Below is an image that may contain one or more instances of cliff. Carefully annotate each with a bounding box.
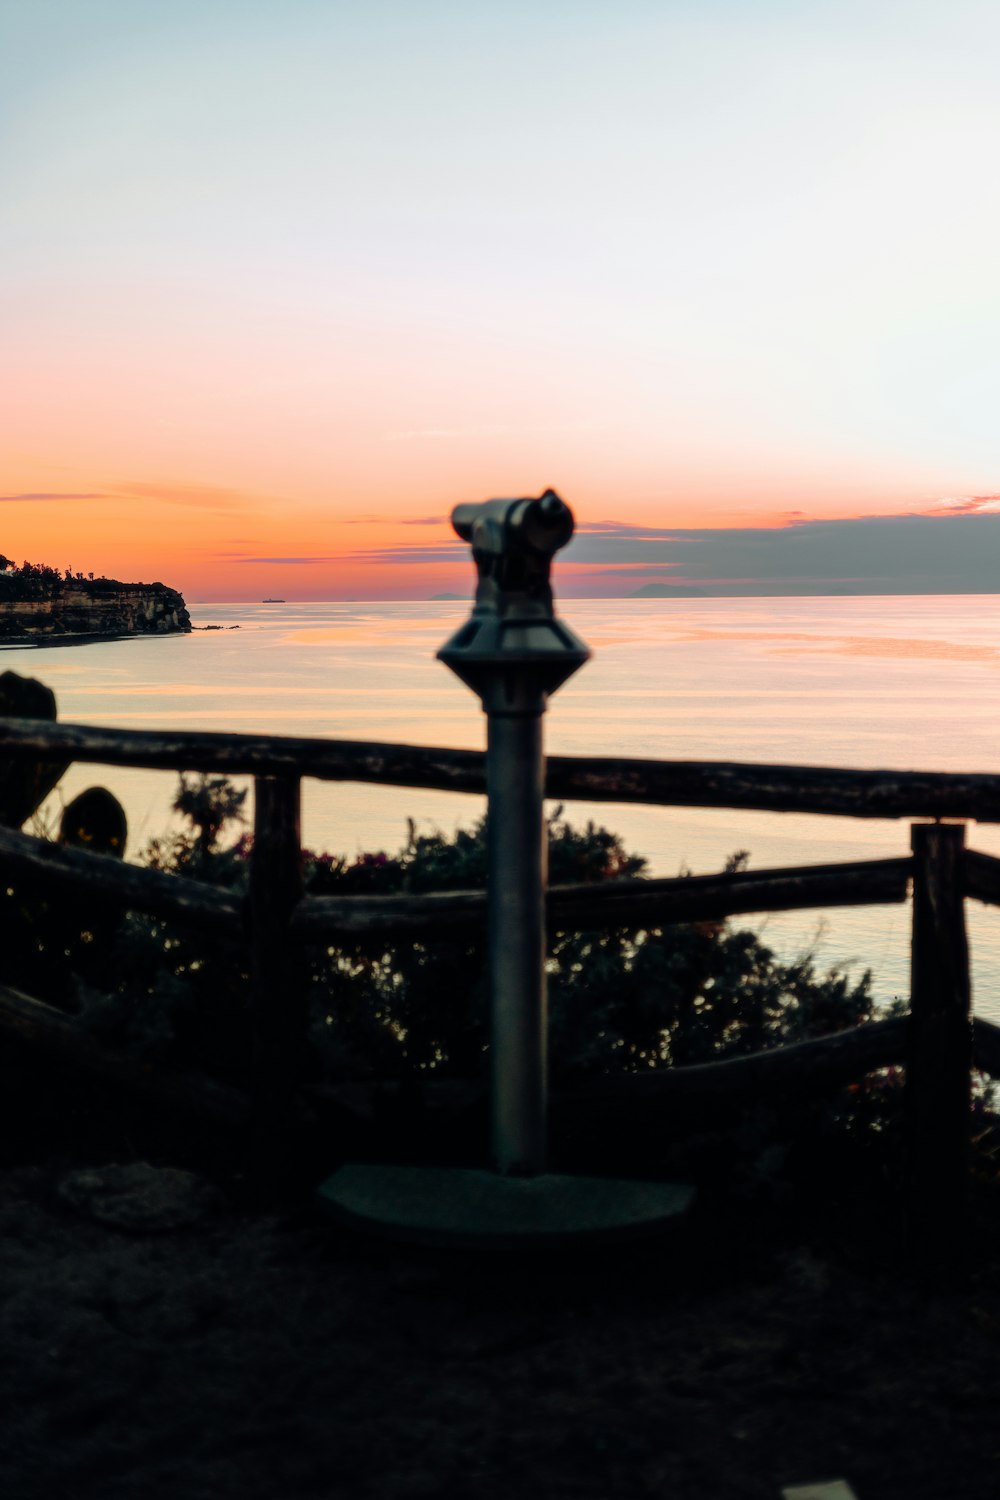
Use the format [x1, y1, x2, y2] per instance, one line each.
[0, 580, 192, 641]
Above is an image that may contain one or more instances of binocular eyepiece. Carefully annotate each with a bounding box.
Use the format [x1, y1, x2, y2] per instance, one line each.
[450, 489, 574, 557]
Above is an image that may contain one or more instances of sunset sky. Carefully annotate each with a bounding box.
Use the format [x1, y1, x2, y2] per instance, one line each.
[3, 0, 999, 599]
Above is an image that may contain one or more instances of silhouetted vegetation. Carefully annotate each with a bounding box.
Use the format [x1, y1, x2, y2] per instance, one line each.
[0, 555, 128, 601]
[3, 736, 999, 1221]
[0, 557, 74, 599]
[57, 775, 878, 1097]
[0, 670, 129, 1002]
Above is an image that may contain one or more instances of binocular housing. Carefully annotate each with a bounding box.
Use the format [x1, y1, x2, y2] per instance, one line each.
[450, 490, 575, 559]
[437, 488, 589, 713]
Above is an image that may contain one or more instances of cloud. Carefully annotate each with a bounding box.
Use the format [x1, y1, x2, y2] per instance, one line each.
[345, 545, 465, 565]
[341, 514, 448, 526]
[0, 481, 265, 511]
[219, 555, 344, 565]
[0, 492, 108, 502]
[109, 480, 264, 512]
[341, 519, 683, 568]
[925, 494, 1000, 515]
[343, 512, 1000, 594]
[588, 564, 684, 577]
[577, 520, 682, 540]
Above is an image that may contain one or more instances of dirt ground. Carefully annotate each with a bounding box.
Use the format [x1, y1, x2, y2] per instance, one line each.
[3, 1144, 1000, 1500]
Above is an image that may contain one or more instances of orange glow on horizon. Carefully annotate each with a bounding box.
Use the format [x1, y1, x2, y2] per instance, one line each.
[6, 2, 1000, 604]
[1, 457, 971, 602]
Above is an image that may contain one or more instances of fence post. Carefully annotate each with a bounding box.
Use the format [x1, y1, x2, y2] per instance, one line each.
[906, 821, 971, 1266]
[248, 774, 303, 1197]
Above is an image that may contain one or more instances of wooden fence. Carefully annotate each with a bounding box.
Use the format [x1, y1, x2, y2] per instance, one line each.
[0, 712, 998, 1253]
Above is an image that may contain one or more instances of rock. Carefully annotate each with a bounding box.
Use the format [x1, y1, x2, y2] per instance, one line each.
[0, 669, 67, 827]
[55, 1163, 219, 1232]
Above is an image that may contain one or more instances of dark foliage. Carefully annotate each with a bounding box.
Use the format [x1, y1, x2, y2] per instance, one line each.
[0, 783, 130, 1005]
[0, 670, 128, 1001]
[0, 557, 117, 602]
[66, 779, 876, 1097]
[0, 558, 66, 600]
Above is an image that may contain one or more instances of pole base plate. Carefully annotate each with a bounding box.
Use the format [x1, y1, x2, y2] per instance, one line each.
[316, 1164, 694, 1249]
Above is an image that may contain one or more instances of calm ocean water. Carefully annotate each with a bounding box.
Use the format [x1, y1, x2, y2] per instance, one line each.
[7, 595, 1000, 1018]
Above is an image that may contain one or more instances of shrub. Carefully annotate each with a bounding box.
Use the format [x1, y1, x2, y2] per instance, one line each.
[72, 778, 875, 1093]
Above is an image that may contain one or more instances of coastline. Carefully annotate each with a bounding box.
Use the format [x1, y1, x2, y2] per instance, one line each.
[0, 576, 191, 647]
[0, 630, 189, 651]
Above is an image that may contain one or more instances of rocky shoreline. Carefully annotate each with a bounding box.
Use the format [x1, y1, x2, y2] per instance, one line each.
[0, 580, 191, 643]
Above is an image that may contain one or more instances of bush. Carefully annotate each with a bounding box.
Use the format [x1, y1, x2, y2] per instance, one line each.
[69, 778, 875, 1093]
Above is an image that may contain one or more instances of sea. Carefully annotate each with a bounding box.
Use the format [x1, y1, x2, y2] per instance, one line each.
[6, 594, 1000, 1021]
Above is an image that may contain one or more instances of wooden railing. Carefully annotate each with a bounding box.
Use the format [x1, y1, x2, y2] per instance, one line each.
[1, 713, 998, 1254]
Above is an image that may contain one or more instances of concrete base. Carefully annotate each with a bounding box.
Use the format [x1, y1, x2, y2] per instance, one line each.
[316, 1164, 694, 1249]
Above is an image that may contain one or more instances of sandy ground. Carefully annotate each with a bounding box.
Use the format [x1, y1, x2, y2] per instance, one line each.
[3, 1150, 1000, 1500]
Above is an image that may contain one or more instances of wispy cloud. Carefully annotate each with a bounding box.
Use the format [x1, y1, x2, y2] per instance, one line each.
[344, 546, 464, 565]
[577, 520, 682, 541]
[0, 492, 108, 502]
[343, 512, 1000, 594]
[0, 481, 266, 511]
[341, 514, 448, 526]
[109, 480, 264, 513]
[219, 555, 343, 565]
[341, 513, 452, 525]
[925, 494, 1000, 515]
[589, 563, 684, 577]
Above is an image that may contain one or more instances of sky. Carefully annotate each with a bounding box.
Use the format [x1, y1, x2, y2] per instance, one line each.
[3, 0, 999, 600]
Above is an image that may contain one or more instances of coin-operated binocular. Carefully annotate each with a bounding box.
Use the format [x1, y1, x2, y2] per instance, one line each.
[317, 489, 693, 1245]
[438, 490, 590, 715]
[438, 490, 589, 1177]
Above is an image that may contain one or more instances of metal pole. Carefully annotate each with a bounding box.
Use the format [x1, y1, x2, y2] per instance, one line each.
[487, 707, 546, 1175]
[906, 821, 971, 1268]
[436, 491, 589, 1177]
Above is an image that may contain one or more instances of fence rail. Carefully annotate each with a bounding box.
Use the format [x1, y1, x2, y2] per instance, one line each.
[4, 716, 1000, 819]
[0, 823, 243, 935]
[0, 820, 915, 937]
[0, 714, 995, 1255]
[964, 849, 1000, 904]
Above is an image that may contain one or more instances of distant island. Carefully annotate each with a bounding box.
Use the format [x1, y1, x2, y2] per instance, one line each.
[0, 556, 191, 644]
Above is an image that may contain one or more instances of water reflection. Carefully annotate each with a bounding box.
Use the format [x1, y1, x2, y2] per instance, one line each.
[6, 595, 1000, 1013]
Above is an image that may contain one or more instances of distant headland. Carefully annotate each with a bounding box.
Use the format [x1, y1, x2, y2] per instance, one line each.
[0, 557, 191, 645]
